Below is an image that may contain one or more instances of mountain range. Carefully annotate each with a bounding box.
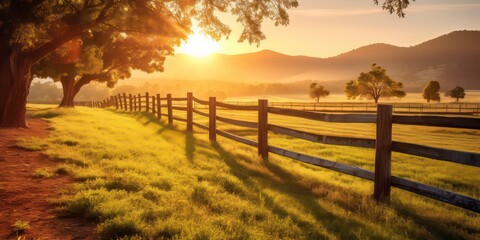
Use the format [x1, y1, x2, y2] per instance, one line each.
[132, 30, 480, 93]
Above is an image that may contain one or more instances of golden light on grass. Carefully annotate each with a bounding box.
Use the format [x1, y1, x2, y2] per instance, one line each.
[177, 28, 219, 57]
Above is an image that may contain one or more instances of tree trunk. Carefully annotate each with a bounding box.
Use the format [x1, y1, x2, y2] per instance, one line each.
[456, 98, 459, 102]
[374, 97, 379, 104]
[0, 45, 32, 128]
[427, 99, 431, 103]
[59, 75, 76, 107]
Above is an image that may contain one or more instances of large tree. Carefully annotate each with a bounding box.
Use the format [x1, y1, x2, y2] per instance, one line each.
[309, 83, 329, 102]
[422, 81, 441, 103]
[0, 0, 413, 128]
[345, 63, 406, 103]
[447, 86, 466, 102]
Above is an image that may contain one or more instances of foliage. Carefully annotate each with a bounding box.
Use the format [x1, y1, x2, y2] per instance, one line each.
[374, 0, 414, 17]
[27, 82, 62, 103]
[11, 220, 30, 233]
[447, 86, 466, 102]
[345, 64, 406, 103]
[22, 104, 480, 239]
[33, 168, 55, 178]
[309, 83, 330, 102]
[422, 81, 441, 103]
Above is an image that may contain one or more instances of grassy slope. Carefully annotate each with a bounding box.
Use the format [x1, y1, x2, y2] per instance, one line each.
[20, 105, 479, 240]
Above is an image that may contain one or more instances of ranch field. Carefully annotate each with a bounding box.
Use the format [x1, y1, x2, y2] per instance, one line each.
[15, 104, 480, 239]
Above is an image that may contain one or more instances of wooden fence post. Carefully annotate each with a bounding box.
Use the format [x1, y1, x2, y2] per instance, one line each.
[167, 93, 173, 124]
[187, 92, 193, 131]
[374, 104, 393, 202]
[258, 99, 269, 159]
[123, 93, 127, 110]
[129, 94, 133, 111]
[133, 95, 137, 111]
[138, 93, 142, 111]
[157, 94, 161, 119]
[152, 96, 156, 114]
[116, 94, 121, 109]
[209, 97, 216, 141]
[146, 92, 150, 112]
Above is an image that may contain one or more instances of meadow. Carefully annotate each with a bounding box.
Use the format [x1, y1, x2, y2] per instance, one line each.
[18, 104, 480, 240]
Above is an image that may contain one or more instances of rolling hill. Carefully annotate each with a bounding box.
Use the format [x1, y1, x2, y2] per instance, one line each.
[146, 30, 480, 92]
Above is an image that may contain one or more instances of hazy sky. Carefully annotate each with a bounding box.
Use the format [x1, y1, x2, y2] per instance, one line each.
[206, 0, 480, 58]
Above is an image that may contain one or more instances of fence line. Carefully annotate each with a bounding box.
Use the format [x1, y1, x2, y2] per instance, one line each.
[81, 92, 480, 213]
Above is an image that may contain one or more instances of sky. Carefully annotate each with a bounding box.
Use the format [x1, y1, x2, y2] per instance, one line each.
[177, 0, 480, 58]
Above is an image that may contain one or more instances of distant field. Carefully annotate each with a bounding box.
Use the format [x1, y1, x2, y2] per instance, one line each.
[19, 104, 480, 239]
[225, 91, 480, 103]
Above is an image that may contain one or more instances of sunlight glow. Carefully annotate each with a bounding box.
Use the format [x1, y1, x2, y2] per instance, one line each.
[177, 29, 219, 57]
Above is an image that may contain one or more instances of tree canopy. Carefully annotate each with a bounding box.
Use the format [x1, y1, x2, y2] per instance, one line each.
[345, 64, 406, 103]
[447, 86, 466, 102]
[309, 83, 329, 102]
[422, 81, 441, 103]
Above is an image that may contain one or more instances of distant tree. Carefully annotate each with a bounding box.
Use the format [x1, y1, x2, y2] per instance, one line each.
[422, 81, 441, 103]
[309, 83, 330, 102]
[447, 86, 466, 102]
[345, 64, 406, 103]
[28, 82, 62, 103]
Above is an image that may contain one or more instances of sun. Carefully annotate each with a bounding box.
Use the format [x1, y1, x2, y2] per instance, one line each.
[177, 30, 220, 57]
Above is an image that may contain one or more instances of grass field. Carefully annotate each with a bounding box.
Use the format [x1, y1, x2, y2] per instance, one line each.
[19, 104, 480, 240]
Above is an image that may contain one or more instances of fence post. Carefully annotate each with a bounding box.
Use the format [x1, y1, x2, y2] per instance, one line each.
[122, 93, 127, 110]
[187, 92, 193, 131]
[258, 99, 269, 159]
[209, 97, 216, 141]
[116, 94, 121, 109]
[374, 104, 393, 202]
[152, 96, 156, 114]
[128, 94, 133, 111]
[133, 95, 137, 111]
[145, 92, 150, 112]
[157, 94, 161, 119]
[167, 93, 173, 124]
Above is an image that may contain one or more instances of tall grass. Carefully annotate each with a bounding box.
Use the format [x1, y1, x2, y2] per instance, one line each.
[20, 104, 480, 240]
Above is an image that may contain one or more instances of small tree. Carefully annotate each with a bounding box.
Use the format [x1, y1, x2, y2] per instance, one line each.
[345, 64, 406, 103]
[447, 86, 466, 102]
[422, 81, 441, 103]
[309, 83, 330, 102]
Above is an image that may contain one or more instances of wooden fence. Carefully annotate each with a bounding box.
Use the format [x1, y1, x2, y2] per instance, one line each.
[89, 92, 480, 213]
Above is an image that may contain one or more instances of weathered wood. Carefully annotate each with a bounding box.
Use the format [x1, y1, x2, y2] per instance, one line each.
[157, 94, 161, 119]
[129, 94, 133, 111]
[216, 116, 258, 128]
[193, 121, 209, 131]
[374, 105, 393, 202]
[167, 94, 173, 124]
[193, 96, 209, 105]
[392, 141, 480, 167]
[268, 107, 376, 123]
[269, 146, 375, 180]
[137, 93, 142, 111]
[209, 97, 216, 141]
[172, 116, 187, 122]
[118, 94, 123, 109]
[393, 115, 480, 129]
[145, 92, 150, 112]
[217, 129, 258, 147]
[152, 96, 156, 114]
[172, 106, 187, 111]
[216, 101, 258, 111]
[187, 93, 193, 131]
[258, 99, 269, 159]
[391, 176, 480, 213]
[268, 124, 376, 149]
[160, 113, 169, 117]
[133, 95, 137, 111]
[171, 97, 187, 101]
[193, 109, 209, 117]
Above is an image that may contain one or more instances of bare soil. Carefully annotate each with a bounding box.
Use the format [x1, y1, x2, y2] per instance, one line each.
[0, 118, 97, 240]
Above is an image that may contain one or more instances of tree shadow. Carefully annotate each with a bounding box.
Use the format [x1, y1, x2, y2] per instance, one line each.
[185, 132, 195, 161]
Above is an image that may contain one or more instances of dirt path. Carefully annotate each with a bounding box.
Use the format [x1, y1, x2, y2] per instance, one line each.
[0, 118, 97, 240]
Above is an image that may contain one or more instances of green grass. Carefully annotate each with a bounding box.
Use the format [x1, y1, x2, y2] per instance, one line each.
[22, 104, 480, 240]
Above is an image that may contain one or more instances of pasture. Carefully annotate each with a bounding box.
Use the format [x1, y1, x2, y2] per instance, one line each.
[17, 104, 480, 239]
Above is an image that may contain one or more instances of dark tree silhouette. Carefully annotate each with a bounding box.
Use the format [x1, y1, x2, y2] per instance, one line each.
[447, 86, 466, 102]
[422, 81, 441, 103]
[309, 83, 330, 102]
[345, 64, 406, 103]
[0, 0, 414, 127]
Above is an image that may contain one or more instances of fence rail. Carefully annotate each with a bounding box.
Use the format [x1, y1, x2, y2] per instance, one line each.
[83, 92, 480, 213]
